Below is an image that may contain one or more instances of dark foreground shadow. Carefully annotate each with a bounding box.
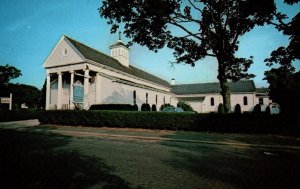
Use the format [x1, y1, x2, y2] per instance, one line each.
[0, 128, 132, 189]
[160, 137, 300, 189]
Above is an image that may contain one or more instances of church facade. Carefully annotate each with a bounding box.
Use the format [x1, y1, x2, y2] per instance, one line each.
[43, 35, 271, 113]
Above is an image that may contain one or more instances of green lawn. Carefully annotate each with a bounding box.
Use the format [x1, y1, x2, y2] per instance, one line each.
[0, 122, 299, 189]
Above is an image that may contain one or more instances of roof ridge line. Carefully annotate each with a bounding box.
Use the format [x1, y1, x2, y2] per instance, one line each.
[64, 35, 114, 60]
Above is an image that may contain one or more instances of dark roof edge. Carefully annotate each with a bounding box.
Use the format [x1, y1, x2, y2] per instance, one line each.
[64, 35, 170, 88]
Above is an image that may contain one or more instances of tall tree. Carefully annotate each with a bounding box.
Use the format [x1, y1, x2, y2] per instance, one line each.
[265, 0, 299, 72]
[264, 0, 299, 112]
[99, 0, 276, 113]
[0, 64, 22, 86]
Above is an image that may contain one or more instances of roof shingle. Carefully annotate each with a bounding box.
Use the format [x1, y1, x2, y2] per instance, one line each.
[172, 80, 256, 95]
[65, 36, 171, 88]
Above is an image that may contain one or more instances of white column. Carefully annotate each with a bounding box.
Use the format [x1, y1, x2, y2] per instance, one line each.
[84, 69, 89, 110]
[69, 71, 74, 109]
[57, 71, 63, 110]
[46, 73, 51, 110]
[95, 72, 101, 104]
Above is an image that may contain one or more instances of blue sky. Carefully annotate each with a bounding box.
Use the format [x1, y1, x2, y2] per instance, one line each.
[0, 0, 299, 89]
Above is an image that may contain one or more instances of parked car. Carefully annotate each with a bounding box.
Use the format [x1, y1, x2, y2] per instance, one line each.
[161, 107, 184, 113]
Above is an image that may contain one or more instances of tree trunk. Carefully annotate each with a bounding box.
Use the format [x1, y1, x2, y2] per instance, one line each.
[217, 56, 231, 113]
[219, 79, 231, 113]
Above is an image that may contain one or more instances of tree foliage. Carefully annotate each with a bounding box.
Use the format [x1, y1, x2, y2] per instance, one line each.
[99, 0, 277, 113]
[265, 0, 300, 73]
[177, 101, 194, 112]
[7, 83, 41, 109]
[265, 71, 300, 113]
[0, 64, 22, 86]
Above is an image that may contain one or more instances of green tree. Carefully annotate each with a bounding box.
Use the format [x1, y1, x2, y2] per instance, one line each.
[265, 0, 300, 71]
[99, 0, 277, 113]
[177, 101, 194, 112]
[264, 71, 300, 113]
[0, 64, 22, 86]
[264, 0, 299, 113]
[8, 83, 41, 109]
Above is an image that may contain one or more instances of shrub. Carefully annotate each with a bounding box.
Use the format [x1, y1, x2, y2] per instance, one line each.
[234, 104, 242, 114]
[89, 104, 137, 111]
[177, 101, 194, 111]
[265, 106, 271, 115]
[151, 104, 157, 111]
[37, 110, 300, 136]
[133, 104, 138, 111]
[253, 104, 261, 114]
[218, 103, 225, 114]
[160, 103, 174, 111]
[141, 103, 150, 111]
[0, 109, 38, 122]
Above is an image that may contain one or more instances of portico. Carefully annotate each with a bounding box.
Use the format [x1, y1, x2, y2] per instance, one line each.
[45, 64, 102, 110]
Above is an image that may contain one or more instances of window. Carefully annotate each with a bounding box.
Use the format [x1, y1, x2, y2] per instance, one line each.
[243, 96, 248, 105]
[133, 91, 136, 105]
[62, 48, 68, 56]
[163, 96, 165, 104]
[259, 98, 263, 105]
[210, 97, 214, 106]
[156, 95, 158, 105]
[146, 93, 148, 104]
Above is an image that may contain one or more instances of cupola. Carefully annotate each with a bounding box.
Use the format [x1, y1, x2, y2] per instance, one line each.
[110, 31, 130, 67]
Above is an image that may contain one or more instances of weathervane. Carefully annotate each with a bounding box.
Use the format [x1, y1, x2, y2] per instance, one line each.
[118, 31, 122, 41]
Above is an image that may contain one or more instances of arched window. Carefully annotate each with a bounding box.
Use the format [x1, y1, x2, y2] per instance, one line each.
[243, 96, 248, 105]
[146, 93, 148, 104]
[156, 95, 158, 105]
[133, 91, 136, 105]
[210, 97, 214, 106]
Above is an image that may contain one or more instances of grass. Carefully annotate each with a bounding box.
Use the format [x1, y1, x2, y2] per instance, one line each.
[0, 122, 300, 189]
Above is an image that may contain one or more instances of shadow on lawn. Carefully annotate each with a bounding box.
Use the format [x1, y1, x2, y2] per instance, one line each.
[0, 128, 133, 189]
[160, 134, 300, 189]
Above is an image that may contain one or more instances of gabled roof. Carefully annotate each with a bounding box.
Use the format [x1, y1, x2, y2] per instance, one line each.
[65, 36, 170, 88]
[172, 80, 256, 95]
[256, 87, 269, 93]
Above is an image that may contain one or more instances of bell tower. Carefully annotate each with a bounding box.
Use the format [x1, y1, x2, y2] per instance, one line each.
[110, 31, 130, 67]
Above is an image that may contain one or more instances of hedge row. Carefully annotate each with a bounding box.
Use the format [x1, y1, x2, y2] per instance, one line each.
[89, 104, 138, 111]
[38, 110, 300, 136]
[0, 109, 38, 122]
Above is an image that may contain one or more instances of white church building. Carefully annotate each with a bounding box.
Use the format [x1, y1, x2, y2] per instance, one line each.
[43, 35, 271, 113]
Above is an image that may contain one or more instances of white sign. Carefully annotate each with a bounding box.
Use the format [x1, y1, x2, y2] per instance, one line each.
[1, 97, 10, 104]
[0, 93, 12, 110]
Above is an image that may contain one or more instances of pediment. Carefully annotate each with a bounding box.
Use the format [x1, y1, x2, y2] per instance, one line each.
[43, 36, 85, 68]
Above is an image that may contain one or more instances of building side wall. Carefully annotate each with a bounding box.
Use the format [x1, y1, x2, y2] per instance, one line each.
[181, 93, 257, 113]
[98, 75, 173, 110]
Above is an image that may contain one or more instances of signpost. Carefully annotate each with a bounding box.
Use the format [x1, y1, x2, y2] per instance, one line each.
[0, 93, 12, 110]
